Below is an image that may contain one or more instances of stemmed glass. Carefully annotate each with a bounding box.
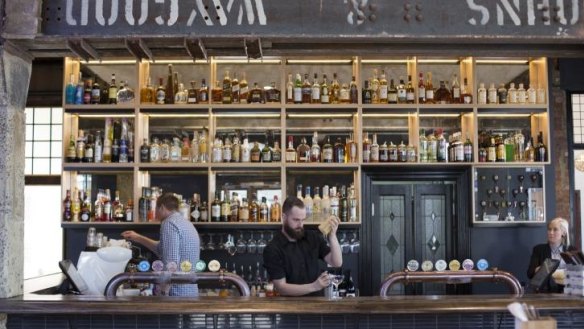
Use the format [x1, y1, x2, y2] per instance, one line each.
[257, 232, 267, 254]
[247, 232, 257, 254]
[218, 234, 225, 251]
[350, 232, 360, 254]
[225, 234, 236, 256]
[340, 232, 351, 254]
[328, 270, 344, 300]
[206, 233, 216, 251]
[199, 234, 206, 251]
[236, 232, 247, 254]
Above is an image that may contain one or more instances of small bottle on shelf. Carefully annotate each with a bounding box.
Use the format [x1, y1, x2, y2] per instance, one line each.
[320, 74, 330, 104]
[63, 189, 72, 222]
[451, 74, 461, 104]
[270, 196, 281, 222]
[417, 72, 426, 104]
[517, 83, 527, 104]
[497, 83, 507, 104]
[487, 83, 497, 104]
[527, 84, 537, 104]
[286, 73, 294, 104]
[222, 70, 232, 104]
[425, 72, 434, 104]
[311, 73, 321, 104]
[379, 70, 388, 103]
[477, 83, 487, 105]
[461, 78, 473, 104]
[508, 82, 517, 104]
[310, 132, 321, 163]
[388, 79, 398, 104]
[350, 76, 359, 104]
[370, 134, 379, 163]
[286, 136, 297, 163]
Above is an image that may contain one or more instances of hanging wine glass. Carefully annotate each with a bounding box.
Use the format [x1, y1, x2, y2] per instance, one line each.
[236, 232, 247, 254]
[206, 233, 216, 251]
[257, 232, 267, 254]
[350, 231, 360, 254]
[199, 234, 206, 251]
[225, 234, 236, 256]
[340, 232, 351, 254]
[247, 232, 257, 254]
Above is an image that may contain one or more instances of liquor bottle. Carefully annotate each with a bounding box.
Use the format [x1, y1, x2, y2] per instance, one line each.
[496, 135, 506, 162]
[346, 134, 357, 163]
[362, 133, 371, 163]
[222, 70, 232, 104]
[74, 73, 84, 104]
[517, 83, 527, 104]
[199, 201, 208, 222]
[286, 136, 297, 163]
[139, 187, 149, 222]
[397, 77, 407, 103]
[537, 84, 546, 104]
[304, 186, 313, 221]
[125, 199, 134, 222]
[345, 271, 356, 297]
[63, 189, 72, 221]
[251, 141, 261, 163]
[297, 137, 310, 163]
[190, 131, 199, 163]
[311, 73, 321, 104]
[223, 136, 232, 163]
[419, 129, 428, 163]
[296, 184, 304, 202]
[230, 192, 239, 222]
[388, 79, 398, 104]
[508, 82, 517, 104]
[477, 83, 487, 104]
[211, 80, 222, 104]
[249, 194, 260, 222]
[113, 190, 125, 221]
[417, 72, 426, 104]
[451, 74, 461, 104]
[270, 195, 281, 222]
[231, 133, 240, 162]
[221, 191, 230, 222]
[238, 198, 249, 222]
[514, 130, 525, 161]
[379, 141, 389, 162]
[340, 185, 348, 222]
[170, 137, 181, 162]
[536, 132, 547, 162]
[211, 191, 221, 222]
[362, 80, 372, 104]
[159, 138, 170, 162]
[370, 69, 380, 104]
[259, 197, 269, 222]
[406, 75, 415, 104]
[370, 133, 379, 162]
[527, 84, 537, 104]
[302, 73, 312, 104]
[83, 78, 92, 104]
[388, 142, 397, 162]
[180, 136, 190, 162]
[241, 133, 251, 162]
[487, 83, 497, 104]
[425, 72, 434, 104]
[118, 139, 128, 163]
[436, 129, 447, 162]
[147, 188, 156, 222]
[211, 135, 222, 163]
[333, 137, 345, 163]
[487, 136, 497, 162]
[199, 78, 208, 103]
[141, 76, 155, 104]
[313, 187, 322, 222]
[174, 83, 187, 104]
[249, 82, 264, 103]
[310, 132, 321, 163]
[427, 131, 437, 162]
[340, 82, 350, 104]
[525, 137, 535, 162]
[350, 76, 359, 104]
[435, 81, 452, 104]
[379, 70, 388, 103]
[321, 74, 330, 104]
[268, 82, 281, 103]
[496, 83, 508, 104]
[261, 133, 272, 163]
[349, 184, 358, 222]
[286, 73, 294, 104]
[149, 137, 159, 162]
[107, 74, 118, 104]
[164, 65, 174, 104]
[464, 135, 473, 162]
[94, 131, 103, 163]
[330, 186, 339, 217]
[155, 77, 165, 104]
[272, 141, 282, 162]
[76, 130, 86, 162]
[186, 80, 198, 104]
[71, 188, 81, 222]
[322, 136, 333, 163]
[91, 80, 101, 104]
[231, 72, 240, 104]
[66, 134, 76, 162]
[321, 185, 330, 217]
[199, 129, 209, 163]
[103, 189, 113, 222]
[461, 78, 473, 104]
[65, 74, 76, 104]
[331, 73, 341, 104]
[294, 73, 303, 104]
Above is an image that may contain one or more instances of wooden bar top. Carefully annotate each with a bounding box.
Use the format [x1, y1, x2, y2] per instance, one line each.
[0, 294, 583, 315]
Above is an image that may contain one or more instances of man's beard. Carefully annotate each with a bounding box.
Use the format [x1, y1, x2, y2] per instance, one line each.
[284, 222, 305, 240]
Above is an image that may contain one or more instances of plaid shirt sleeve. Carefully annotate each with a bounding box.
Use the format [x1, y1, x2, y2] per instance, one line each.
[159, 218, 181, 266]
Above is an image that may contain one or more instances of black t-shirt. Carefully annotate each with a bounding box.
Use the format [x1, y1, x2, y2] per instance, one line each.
[263, 230, 331, 294]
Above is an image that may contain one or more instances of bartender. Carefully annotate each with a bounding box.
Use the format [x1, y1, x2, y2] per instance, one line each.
[527, 217, 576, 293]
[263, 196, 342, 296]
[121, 193, 200, 297]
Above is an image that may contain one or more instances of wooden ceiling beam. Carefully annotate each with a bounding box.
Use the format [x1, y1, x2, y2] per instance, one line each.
[66, 39, 99, 61]
[184, 38, 207, 61]
[125, 38, 153, 61]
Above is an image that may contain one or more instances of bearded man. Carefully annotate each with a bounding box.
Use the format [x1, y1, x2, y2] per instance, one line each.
[263, 196, 342, 296]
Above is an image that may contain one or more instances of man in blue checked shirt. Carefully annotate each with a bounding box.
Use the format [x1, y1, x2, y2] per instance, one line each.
[122, 193, 200, 297]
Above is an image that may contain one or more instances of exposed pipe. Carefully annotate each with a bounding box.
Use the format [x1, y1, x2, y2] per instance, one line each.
[379, 270, 524, 297]
[104, 271, 250, 297]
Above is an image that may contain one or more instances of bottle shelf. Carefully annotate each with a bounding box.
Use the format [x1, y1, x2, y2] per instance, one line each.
[61, 221, 362, 229]
[473, 162, 549, 168]
[472, 220, 546, 227]
[285, 163, 359, 169]
[138, 163, 210, 170]
[63, 163, 135, 171]
[63, 104, 136, 112]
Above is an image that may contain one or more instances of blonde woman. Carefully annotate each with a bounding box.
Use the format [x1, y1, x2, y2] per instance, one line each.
[527, 217, 576, 293]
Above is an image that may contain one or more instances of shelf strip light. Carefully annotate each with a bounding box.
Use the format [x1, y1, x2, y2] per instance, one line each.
[76, 114, 134, 118]
[361, 59, 409, 64]
[286, 59, 353, 64]
[475, 59, 528, 64]
[418, 113, 462, 118]
[287, 113, 354, 118]
[85, 59, 137, 65]
[362, 113, 413, 118]
[147, 59, 208, 64]
[477, 113, 533, 118]
[417, 59, 460, 64]
[147, 114, 209, 118]
[214, 57, 281, 64]
[214, 113, 280, 118]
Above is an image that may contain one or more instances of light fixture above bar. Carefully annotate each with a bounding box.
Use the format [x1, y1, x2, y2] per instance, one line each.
[477, 113, 532, 117]
[147, 59, 207, 64]
[362, 113, 413, 118]
[214, 113, 281, 118]
[286, 59, 353, 64]
[287, 113, 354, 118]
[417, 59, 460, 64]
[361, 59, 409, 64]
[475, 59, 529, 64]
[76, 114, 135, 118]
[214, 56, 281, 64]
[85, 59, 137, 65]
[147, 114, 209, 118]
[418, 113, 461, 118]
